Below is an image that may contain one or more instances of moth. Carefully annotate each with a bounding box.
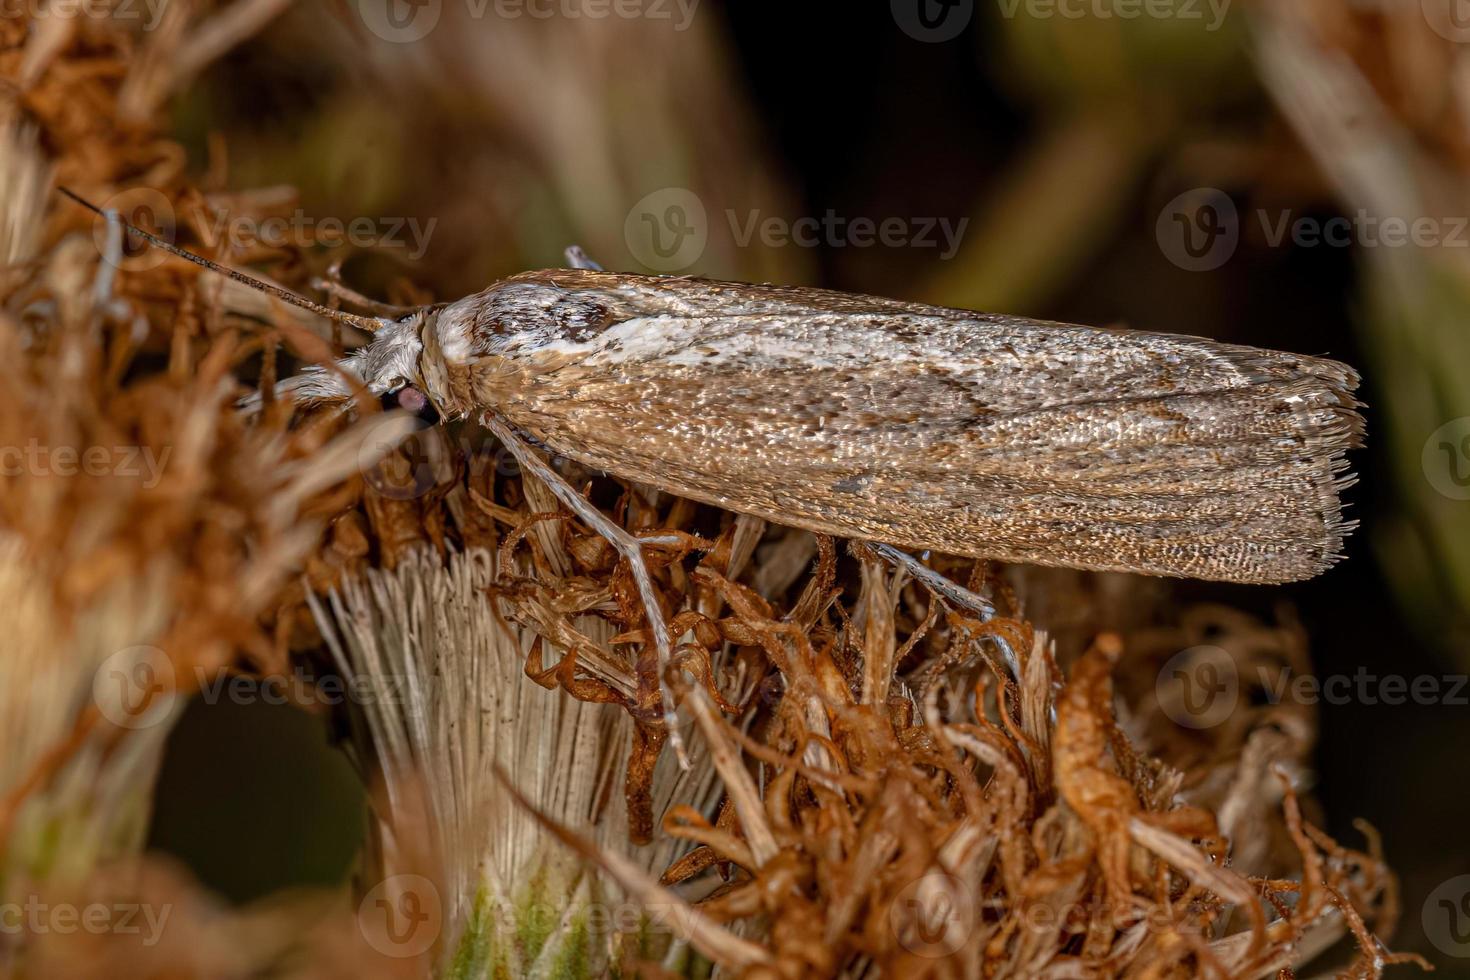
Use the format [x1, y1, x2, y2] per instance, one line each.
[275, 267, 1359, 584]
[61, 188, 1363, 755]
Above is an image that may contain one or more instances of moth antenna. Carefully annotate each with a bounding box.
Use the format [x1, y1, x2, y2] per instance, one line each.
[311, 270, 419, 318]
[58, 187, 392, 335]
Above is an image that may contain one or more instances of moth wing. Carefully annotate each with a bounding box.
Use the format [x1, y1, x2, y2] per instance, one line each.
[487, 276, 1361, 583]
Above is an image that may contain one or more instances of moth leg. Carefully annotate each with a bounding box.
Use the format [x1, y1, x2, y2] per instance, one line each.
[564, 246, 604, 271]
[93, 206, 123, 306]
[869, 542, 1021, 681]
[91, 208, 143, 328]
[483, 414, 691, 770]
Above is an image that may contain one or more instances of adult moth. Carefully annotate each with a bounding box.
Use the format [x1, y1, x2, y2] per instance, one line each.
[283, 267, 1361, 586]
[60, 189, 1363, 757]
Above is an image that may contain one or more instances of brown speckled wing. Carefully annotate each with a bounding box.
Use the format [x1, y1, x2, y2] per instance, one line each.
[469, 271, 1362, 584]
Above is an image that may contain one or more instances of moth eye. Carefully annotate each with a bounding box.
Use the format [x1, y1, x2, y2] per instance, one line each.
[380, 384, 441, 425]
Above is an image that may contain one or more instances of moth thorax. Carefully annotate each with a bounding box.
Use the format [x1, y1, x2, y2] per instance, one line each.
[419, 308, 478, 419]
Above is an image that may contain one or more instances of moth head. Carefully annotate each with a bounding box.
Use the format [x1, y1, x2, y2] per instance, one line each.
[278, 276, 614, 421]
[267, 313, 439, 420]
[54, 187, 453, 422]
